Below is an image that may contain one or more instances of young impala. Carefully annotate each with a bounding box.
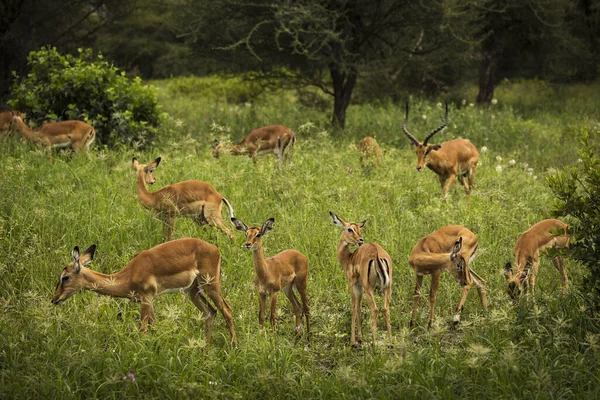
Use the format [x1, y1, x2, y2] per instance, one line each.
[504, 219, 570, 300]
[231, 217, 310, 333]
[401, 103, 479, 199]
[329, 212, 392, 345]
[213, 124, 296, 165]
[51, 241, 237, 344]
[10, 111, 95, 151]
[409, 225, 487, 328]
[359, 136, 382, 170]
[132, 157, 235, 241]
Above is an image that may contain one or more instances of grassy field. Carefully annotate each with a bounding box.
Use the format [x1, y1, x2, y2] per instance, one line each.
[1, 78, 599, 399]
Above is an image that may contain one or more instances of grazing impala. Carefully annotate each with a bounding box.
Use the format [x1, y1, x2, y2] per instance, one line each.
[504, 219, 570, 300]
[401, 103, 479, 199]
[409, 225, 487, 328]
[329, 212, 392, 345]
[51, 241, 237, 344]
[231, 217, 310, 333]
[213, 124, 296, 164]
[359, 136, 382, 169]
[10, 112, 95, 151]
[132, 157, 235, 241]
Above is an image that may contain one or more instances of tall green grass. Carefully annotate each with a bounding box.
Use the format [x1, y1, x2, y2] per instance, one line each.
[0, 78, 599, 398]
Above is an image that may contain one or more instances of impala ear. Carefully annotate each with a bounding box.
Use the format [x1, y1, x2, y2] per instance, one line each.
[330, 211, 346, 228]
[132, 157, 139, 171]
[71, 246, 81, 273]
[148, 157, 161, 169]
[452, 237, 463, 256]
[231, 218, 248, 232]
[359, 220, 367, 228]
[80, 245, 96, 266]
[260, 218, 275, 236]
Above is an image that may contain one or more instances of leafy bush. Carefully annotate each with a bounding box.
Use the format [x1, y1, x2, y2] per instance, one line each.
[548, 128, 600, 299]
[9, 47, 164, 147]
[163, 75, 264, 103]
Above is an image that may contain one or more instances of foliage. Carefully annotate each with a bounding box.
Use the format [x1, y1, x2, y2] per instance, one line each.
[162, 75, 265, 103]
[1, 78, 599, 398]
[9, 47, 164, 147]
[548, 127, 600, 300]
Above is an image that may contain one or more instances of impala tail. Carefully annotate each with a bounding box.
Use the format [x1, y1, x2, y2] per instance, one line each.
[222, 197, 235, 220]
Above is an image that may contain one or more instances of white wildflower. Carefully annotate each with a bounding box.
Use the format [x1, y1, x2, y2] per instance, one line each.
[491, 99, 498, 105]
[244, 102, 251, 107]
[577, 158, 583, 163]
[480, 146, 488, 153]
[533, 175, 538, 180]
[461, 99, 467, 106]
[496, 165, 503, 173]
[491, 115, 495, 119]
[509, 159, 516, 166]
[522, 162, 529, 169]
[496, 155, 502, 162]
[437, 102, 442, 108]
[421, 114, 427, 120]
[469, 103, 475, 107]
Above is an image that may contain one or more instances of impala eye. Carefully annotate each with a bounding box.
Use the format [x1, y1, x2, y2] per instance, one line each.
[255, 233, 261, 238]
[62, 275, 70, 283]
[347, 228, 353, 233]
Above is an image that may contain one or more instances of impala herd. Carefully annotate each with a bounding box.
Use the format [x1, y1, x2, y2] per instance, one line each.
[2, 104, 572, 346]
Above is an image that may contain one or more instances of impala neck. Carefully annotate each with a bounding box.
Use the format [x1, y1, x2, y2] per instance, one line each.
[251, 242, 270, 281]
[79, 266, 132, 298]
[135, 171, 157, 209]
[14, 118, 40, 142]
[336, 238, 357, 270]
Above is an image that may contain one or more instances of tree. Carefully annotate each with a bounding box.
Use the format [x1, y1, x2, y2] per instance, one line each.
[175, 0, 456, 128]
[0, 0, 135, 102]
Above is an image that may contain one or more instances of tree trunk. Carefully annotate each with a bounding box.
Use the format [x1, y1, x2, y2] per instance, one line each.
[330, 65, 357, 128]
[476, 49, 497, 105]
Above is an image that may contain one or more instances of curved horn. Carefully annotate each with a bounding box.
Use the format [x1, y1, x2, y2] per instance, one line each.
[402, 102, 420, 146]
[423, 103, 449, 145]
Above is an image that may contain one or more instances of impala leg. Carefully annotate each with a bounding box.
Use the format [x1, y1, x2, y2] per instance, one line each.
[354, 285, 364, 343]
[383, 285, 392, 339]
[454, 283, 472, 325]
[283, 284, 302, 332]
[162, 214, 175, 242]
[189, 283, 217, 342]
[295, 279, 310, 333]
[528, 259, 540, 300]
[139, 295, 155, 332]
[552, 256, 569, 294]
[441, 174, 456, 200]
[206, 283, 237, 344]
[258, 293, 267, 329]
[364, 287, 379, 345]
[428, 270, 441, 329]
[214, 217, 235, 240]
[459, 173, 470, 193]
[410, 274, 424, 328]
[350, 285, 359, 345]
[270, 293, 278, 330]
[468, 164, 477, 192]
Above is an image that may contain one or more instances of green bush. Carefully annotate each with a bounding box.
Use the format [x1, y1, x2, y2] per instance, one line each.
[163, 75, 264, 103]
[9, 47, 164, 147]
[548, 128, 600, 300]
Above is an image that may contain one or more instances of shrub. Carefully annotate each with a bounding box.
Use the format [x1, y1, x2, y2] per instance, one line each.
[9, 47, 164, 147]
[548, 128, 600, 300]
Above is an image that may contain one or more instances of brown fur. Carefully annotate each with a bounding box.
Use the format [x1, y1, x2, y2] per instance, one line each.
[11, 114, 95, 151]
[213, 124, 296, 164]
[504, 219, 569, 299]
[330, 212, 392, 345]
[132, 157, 235, 241]
[51, 240, 237, 344]
[359, 136, 382, 169]
[408, 225, 487, 328]
[232, 218, 310, 333]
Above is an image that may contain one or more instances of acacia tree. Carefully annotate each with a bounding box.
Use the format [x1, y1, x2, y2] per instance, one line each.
[175, 0, 456, 128]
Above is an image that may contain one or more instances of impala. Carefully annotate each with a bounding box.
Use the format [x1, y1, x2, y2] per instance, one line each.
[212, 124, 296, 164]
[504, 219, 570, 300]
[231, 217, 310, 332]
[132, 157, 235, 241]
[330, 212, 392, 345]
[10, 112, 95, 151]
[0, 110, 22, 134]
[51, 241, 237, 343]
[409, 225, 487, 328]
[359, 136, 382, 169]
[401, 103, 479, 199]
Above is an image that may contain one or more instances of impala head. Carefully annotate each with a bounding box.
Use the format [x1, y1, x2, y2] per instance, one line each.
[402, 102, 448, 171]
[330, 211, 366, 246]
[504, 262, 524, 299]
[51, 245, 96, 305]
[212, 140, 223, 158]
[132, 157, 161, 185]
[446, 237, 473, 286]
[231, 217, 274, 250]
